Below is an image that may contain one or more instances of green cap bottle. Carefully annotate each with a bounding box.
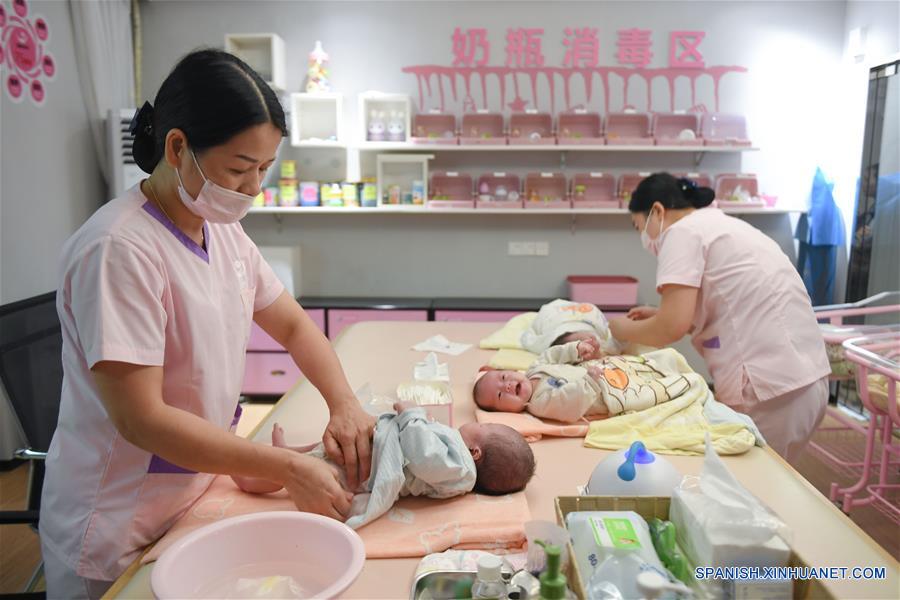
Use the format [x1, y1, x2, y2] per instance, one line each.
[535, 540, 568, 600]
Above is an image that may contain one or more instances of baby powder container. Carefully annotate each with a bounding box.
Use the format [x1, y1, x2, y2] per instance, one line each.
[279, 179, 299, 207]
[586, 441, 682, 496]
[299, 182, 319, 207]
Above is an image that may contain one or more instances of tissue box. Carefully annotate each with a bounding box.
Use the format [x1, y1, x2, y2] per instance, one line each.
[670, 486, 791, 569]
[396, 382, 453, 427]
[555, 497, 822, 600]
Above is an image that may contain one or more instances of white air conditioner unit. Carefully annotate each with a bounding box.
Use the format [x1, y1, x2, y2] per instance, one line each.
[107, 108, 145, 198]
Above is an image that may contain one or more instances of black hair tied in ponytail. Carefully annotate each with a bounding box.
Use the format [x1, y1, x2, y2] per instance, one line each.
[628, 172, 715, 213]
[129, 48, 287, 175]
[130, 101, 158, 174]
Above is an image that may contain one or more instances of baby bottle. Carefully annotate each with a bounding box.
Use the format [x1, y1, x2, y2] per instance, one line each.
[471, 554, 507, 599]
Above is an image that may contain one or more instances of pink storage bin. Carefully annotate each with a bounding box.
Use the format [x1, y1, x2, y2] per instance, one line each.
[411, 113, 458, 144]
[558, 112, 604, 145]
[248, 322, 284, 352]
[701, 113, 751, 147]
[653, 113, 702, 146]
[714, 173, 764, 207]
[429, 172, 474, 209]
[674, 172, 713, 189]
[571, 173, 619, 208]
[605, 113, 653, 145]
[476, 173, 522, 209]
[524, 172, 570, 209]
[567, 275, 639, 307]
[460, 113, 505, 145]
[617, 172, 651, 202]
[508, 112, 555, 145]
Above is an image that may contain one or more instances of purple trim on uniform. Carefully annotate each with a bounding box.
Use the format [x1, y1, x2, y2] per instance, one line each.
[231, 403, 243, 429]
[148, 454, 197, 474]
[702, 336, 721, 349]
[141, 201, 209, 264]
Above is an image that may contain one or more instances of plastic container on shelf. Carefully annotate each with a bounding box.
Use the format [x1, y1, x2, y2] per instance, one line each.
[411, 112, 458, 144]
[701, 113, 751, 147]
[299, 182, 319, 207]
[279, 178, 299, 207]
[714, 173, 765, 207]
[429, 172, 474, 209]
[617, 172, 651, 203]
[475, 172, 522, 209]
[508, 112, 555, 145]
[567, 275, 639, 307]
[605, 112, 653, 146]
[460, 112, 506, 145]
[652, 113, 702, 146]
[524, 172, 570, 209]
[673, 172, 713, 189]
[570, 173, 619, 208]
[558, 111, 604, 145]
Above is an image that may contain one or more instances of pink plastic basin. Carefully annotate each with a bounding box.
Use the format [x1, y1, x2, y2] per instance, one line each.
[151, 511, 365, 599]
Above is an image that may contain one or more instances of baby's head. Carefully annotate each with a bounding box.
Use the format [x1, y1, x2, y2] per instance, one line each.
[552, 330, 597, 346]
[459, 422, 535, 495]
[473, 369, 533, 413]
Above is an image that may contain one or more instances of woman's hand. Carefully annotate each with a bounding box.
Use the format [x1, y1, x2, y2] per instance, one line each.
[283, 452, 353, 520]
[323, 402, 376, 490]
[627, 305, 659, 321]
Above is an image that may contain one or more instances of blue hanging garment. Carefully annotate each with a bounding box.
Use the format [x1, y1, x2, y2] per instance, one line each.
[795, 168, 845, 305]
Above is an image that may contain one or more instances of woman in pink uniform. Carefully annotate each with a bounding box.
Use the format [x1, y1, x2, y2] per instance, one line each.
[39, 50, 374, 598]
[609, 172, 830, 464]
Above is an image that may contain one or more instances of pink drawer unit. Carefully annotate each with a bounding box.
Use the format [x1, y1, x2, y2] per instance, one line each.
[460, 113, 505, 145]
[571, 173, 619, 208]
[567, 275, 639, 308]
[434, 310, 525, 323]
[508, 112, 555, 145]
[701, 113, 751, 147]
[411, 113, 458, 144]
[429, 172, 474, 209]
[247, 322, 283, 352]
[242, 352, 302, 396]
[524, 172, 570, 209]
[605, 113, 653, 145]
[653, 113, 702, 146]
[328, 309, 428, 340]
[558, 112, 604, 145]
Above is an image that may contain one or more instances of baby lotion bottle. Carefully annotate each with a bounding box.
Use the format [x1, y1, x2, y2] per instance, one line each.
[471, 554, 507, 599]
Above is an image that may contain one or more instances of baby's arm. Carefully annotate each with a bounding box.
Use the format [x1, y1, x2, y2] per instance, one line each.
[395, 407, 476, 497]
[528, 375, 597, 422]
[538, 340, 585, 365]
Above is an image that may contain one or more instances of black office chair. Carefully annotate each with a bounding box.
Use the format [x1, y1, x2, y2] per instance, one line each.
[0, 291, 62, 598]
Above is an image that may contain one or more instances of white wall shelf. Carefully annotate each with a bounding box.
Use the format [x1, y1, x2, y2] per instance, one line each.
[248, 206, 798, 216]
[290, 93, 344, 146]
[225, 33, 286, 91]
[354, 142, 759, 153]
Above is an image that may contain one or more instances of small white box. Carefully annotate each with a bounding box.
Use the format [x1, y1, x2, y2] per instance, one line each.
[376, 154, 433, 207]
[359, 92, 411, 143]
[224, 33, 286, 91]
[290, 93, 343, 146]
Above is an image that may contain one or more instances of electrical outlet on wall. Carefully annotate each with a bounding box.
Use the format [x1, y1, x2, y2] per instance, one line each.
[535, 241, 549, 256]
[508, 241, 527, 256]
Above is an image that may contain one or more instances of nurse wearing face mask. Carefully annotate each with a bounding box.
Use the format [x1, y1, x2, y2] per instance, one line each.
[40, 50, 374, 598]
[609, 172, 830, 465]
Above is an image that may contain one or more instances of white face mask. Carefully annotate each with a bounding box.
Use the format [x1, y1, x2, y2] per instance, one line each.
[640, 208, 665, 256]
[175, 148, 255, 223]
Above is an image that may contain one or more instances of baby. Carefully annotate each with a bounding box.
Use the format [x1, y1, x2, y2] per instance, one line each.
[520, 299, 622, 360]
[474, 342, 694, 423]
[233, 403, 535, 529]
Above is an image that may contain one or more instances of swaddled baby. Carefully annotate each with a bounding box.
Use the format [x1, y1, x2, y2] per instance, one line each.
[521, 299, 622, 360]
[233, 403, 535, 529]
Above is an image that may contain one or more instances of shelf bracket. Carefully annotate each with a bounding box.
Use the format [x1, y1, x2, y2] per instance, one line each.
[560, 150, 568, 172]
[693, 151, 706, 167]
[570, 213, 577, 235]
